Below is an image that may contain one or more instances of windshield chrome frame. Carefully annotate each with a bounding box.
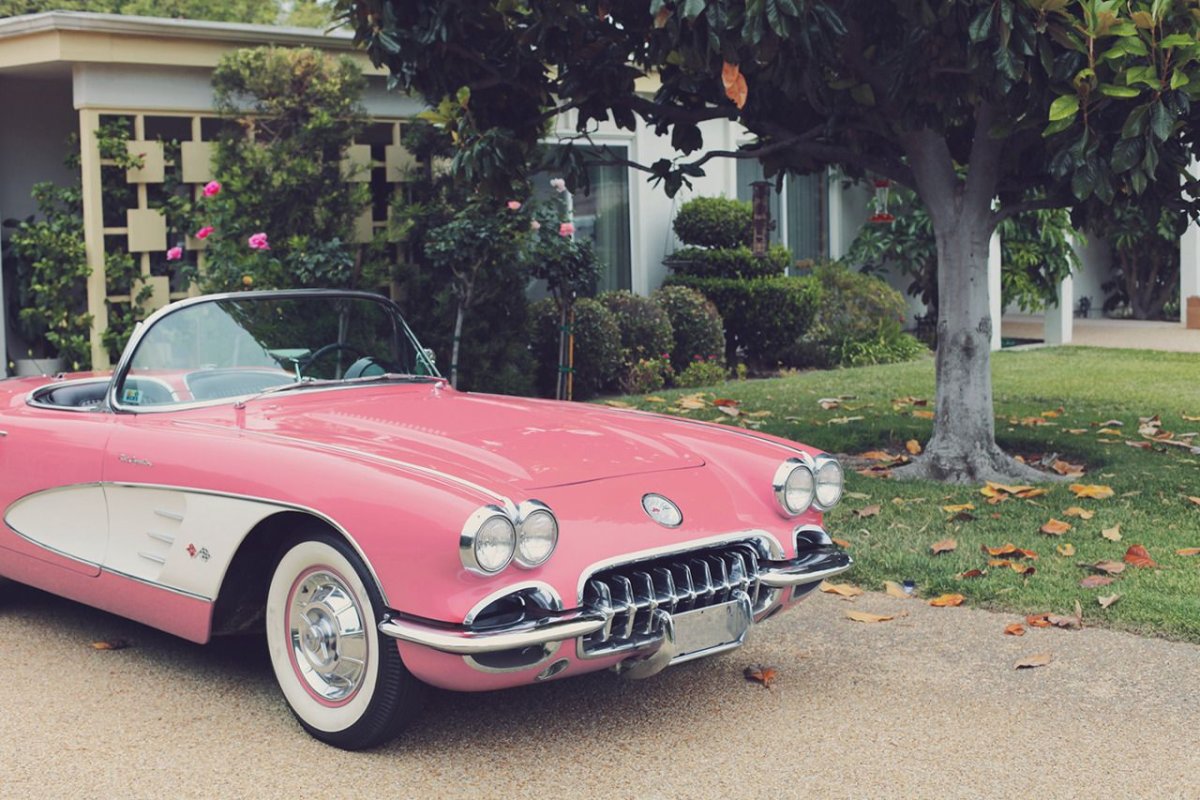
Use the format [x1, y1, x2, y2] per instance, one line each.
[106, 289, 441, 415]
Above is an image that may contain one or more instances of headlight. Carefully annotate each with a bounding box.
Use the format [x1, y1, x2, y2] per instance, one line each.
[773, 458, 815, 515]
[813, 457, 844, 510]
[460, 506, 516, 575]
[515, 501, 558, 568]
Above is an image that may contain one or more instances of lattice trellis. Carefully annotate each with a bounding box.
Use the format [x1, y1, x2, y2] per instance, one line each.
[78, 110, 416, 368]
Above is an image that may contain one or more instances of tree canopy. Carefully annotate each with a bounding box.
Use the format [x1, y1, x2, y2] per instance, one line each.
[339, 0, 1200, 482]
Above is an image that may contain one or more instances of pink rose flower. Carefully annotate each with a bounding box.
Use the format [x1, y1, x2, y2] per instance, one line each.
[203, 181, 221, 197]
[247, 232, 270, 250]
[195, 225, 215, 240]
[558, 221, 575, 237]
[549, 178, 567, 193]
[507, 200, 522, 211]
[166, 246, 183, 261]
[530, 219, 541, 231]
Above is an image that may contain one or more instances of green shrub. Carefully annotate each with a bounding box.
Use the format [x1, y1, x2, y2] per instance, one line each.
[622, 356, 672, 395]
[665, 274, 819, 367]
[675, 357, 728, 388]
[650, 285, 726, 368]
[798, 262, 928, 368]
[665, 244, 790, 279]
[672, 196, 753, 249]
[529, 297, 623, 400]
[599, 290, 675, 365]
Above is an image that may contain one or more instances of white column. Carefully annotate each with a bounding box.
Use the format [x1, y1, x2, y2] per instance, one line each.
[989, 229, 1002, 351]
[827, 167, 845, 260]
[1181, 217, 1200, 327]
[0, 238, 6, 378]
[1044, 274, 1075, 345]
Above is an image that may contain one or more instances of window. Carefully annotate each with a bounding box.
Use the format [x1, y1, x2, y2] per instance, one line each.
[736, 162, 828, 270]
[536, 146, 632, 293]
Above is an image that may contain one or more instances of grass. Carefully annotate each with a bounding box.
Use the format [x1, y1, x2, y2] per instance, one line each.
[612, 346, 1200, 642]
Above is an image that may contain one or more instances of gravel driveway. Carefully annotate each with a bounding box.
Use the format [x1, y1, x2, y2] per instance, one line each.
[2, 581, 1196, 800]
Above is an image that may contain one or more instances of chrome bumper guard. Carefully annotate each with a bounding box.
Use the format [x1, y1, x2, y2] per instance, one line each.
[377, 546, 852, 657]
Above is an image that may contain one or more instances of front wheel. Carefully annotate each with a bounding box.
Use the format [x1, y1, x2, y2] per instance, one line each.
[265, 533, 422, 749]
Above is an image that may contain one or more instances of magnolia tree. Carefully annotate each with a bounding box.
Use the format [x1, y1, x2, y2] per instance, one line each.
[338, 0, 1200, 482]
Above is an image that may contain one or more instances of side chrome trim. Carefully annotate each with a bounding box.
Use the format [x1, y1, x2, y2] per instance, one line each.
[462, 580, 563, 627]
[574, 529, 785, 601]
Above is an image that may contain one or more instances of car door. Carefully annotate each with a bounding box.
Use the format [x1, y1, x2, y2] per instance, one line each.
[0, 381, 114, 577]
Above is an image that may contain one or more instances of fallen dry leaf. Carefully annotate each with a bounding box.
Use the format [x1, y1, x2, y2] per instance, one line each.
[1102, 524, 1122, 542]
[717, 405, 741, 418]
[1010, 562, 1036, 576]
[855, 504, 882, 518]
[604, 400, 633, 408]
[1040, 518, 1072, 536]
[906, 439, 922, 455]
[941, 503, 975, 514]
[91, 639, 131, 651]
[819, 581, 864, 598]
[929, 593, 965, 607]
[860, 450, 895, 461]
[828, 415, 865, 425]
[1052, 459, 1085, 476]
[1079, 575, 1114, 589]
[912, 409, 935, 420]
[1097, 594, 1121, 609]
[1070, 484, 1115, 500]
[1176, 547, 1200, 556]
[1083, 559, 1126, 575]
[818, 398, 842, 410]
[930, 538, 958, 555]
[1026, 614, 1053, 628]
[1187, 496, 1200, 507]
[832, 537, 851, 548]
[1063, 506, 1095, 520]
[643, 396, 665, 404]
[846, 610, 899, 623]
[1125, 440, 1153, 450]
[883, 580, 912, 599]
[1004, 623, 1026, 636]
[743, 664, 778, 688]
[1124, 544, 1158, 568]
[1014, 653, 1053, 669]
[678, 397, 706, 410]
[712, 397, 739, 407]
[983, 543, 1038, 559]
[1183, 412, 1200, 421]
[1016, 487, 1049, 500]
[1056, 543, 1076, 557]
[958, 568, 986, 579]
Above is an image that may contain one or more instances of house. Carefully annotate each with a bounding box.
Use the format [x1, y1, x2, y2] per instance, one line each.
[1, 11, 1197, 376]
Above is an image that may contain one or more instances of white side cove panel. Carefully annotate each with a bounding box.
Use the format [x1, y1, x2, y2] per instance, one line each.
[105, 486, 281, 600]
[4, 485, 109, 566]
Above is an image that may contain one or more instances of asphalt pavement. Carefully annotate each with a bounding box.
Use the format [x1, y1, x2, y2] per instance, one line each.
[2, 580, 1197, 800]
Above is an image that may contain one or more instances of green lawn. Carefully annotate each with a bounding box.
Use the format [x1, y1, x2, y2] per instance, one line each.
[613, 346, 1200, 642]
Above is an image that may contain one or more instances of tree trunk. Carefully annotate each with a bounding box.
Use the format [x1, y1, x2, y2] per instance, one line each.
[451, 302, 465, 389]
[893, 125, 1046, 484]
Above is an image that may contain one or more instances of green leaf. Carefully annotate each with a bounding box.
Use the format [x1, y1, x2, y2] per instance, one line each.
[1042, 117, 1074, 137]
[1170, 70, 1190, 90]
[1048, 94, 1080, 122]
[969, 6, 994, 42]
[1121, 104, 1149, 138]
[1149, 101, 1173, 141]
[850, 83, 876, 106]
[1099, 83, 1140, 98]
[681, 0, 707, 21]
[1071, 160, 1098, 199]
[1111, 137, 1143, 173]
[1160, 33, 1197, 48]
[1125, 65, 1160, 88]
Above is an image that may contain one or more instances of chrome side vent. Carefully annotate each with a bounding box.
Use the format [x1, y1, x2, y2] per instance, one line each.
[580, 541, 773, 658]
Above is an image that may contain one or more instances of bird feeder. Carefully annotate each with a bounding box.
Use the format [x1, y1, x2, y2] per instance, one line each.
[868, 178, 895, 224]
[751, 180, 776, 256]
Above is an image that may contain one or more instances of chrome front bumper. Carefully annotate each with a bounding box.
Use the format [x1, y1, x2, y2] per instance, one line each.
[377, 546, 852, 657]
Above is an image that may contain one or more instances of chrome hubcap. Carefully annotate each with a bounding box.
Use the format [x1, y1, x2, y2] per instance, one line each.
[287, 570, 368, 702]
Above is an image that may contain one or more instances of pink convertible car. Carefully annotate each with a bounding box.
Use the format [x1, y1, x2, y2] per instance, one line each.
[0, 290, 851, 749]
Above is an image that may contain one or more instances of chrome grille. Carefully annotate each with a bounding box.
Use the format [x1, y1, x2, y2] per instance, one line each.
[580, 541, 774, 657]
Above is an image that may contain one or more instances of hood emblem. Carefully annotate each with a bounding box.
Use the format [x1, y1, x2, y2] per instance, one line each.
[642, 494, 683, 528]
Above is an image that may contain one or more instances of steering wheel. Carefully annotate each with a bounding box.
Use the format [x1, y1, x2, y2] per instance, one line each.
[297, 342, 368, 378]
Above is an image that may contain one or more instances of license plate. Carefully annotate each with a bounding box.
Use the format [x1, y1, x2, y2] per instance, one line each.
[670, 598, 753, 662]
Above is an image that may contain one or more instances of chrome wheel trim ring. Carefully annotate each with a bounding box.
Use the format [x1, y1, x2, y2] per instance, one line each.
[285, 566, 370, 705]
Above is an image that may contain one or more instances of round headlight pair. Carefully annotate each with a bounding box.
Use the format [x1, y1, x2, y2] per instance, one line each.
[773, 455, 844, 515]
[460, 501, 559, 575]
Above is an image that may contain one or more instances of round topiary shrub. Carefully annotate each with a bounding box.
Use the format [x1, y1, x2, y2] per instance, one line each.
[599, 290, 675, 365]
[665, 243, 791, 280]
[672, 196, 753, 249]
[651, 285, 726, 368]
[528, 298, 623, 400]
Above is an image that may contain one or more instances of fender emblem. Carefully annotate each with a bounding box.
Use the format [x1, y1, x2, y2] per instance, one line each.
[186, 544, 211, 562]
[118, 453, 153, 467]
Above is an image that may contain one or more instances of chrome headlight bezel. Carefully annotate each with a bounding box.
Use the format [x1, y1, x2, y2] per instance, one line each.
[460, 505, 517, 575]
[514, 500, 559, 569]
[811, 455, 844, 511]
[773, 457, 815, 516]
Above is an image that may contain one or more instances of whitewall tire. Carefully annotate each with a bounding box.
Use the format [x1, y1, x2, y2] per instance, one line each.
[265, 532, 421, 749]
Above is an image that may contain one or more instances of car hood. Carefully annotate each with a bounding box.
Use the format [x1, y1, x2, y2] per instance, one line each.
[242, 385, 705, 491]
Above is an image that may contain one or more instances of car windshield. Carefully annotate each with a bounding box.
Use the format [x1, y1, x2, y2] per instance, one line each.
[114, 292, 438, 408]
